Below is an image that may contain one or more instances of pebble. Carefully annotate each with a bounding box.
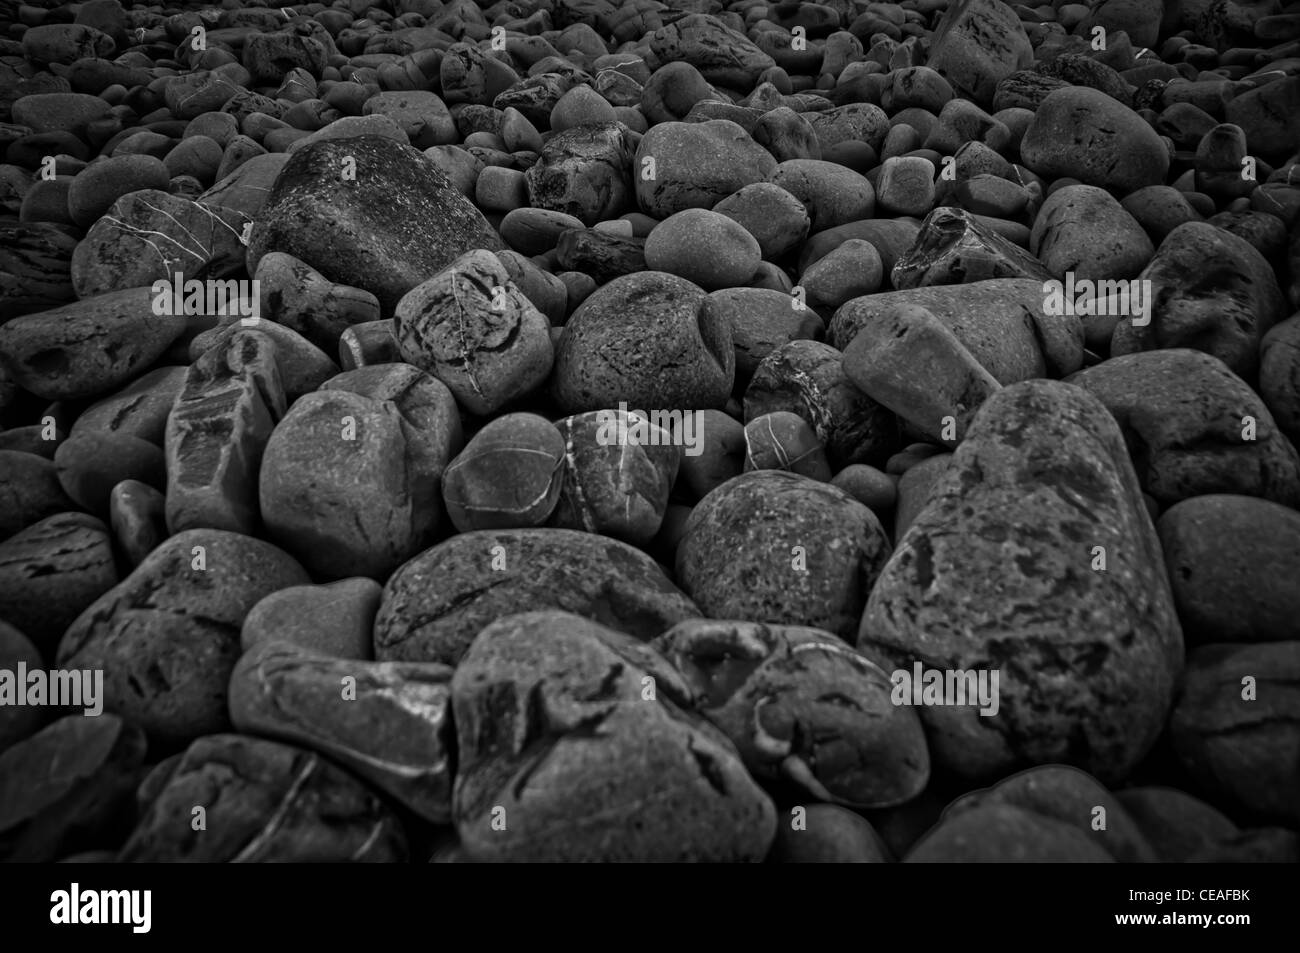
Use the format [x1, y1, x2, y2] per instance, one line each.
[374, 528, 699, 667]
[393, 249, 553, 416]
[441, 413, 565, 533]
[552, 271, 734, 414]
[451, 610, 774, 861]
[654, 619, 929, 806]
[644, 209, 761, 291]
[119, 734, 405, 861]
[860, 380, 1182, 786]
[678, 469, 892, 639]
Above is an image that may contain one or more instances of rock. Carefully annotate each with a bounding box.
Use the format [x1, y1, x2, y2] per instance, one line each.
[361, 90, 456, 149]
[1082, 0, 1162, 48]
[1068, 349, 1300, 508]
[66, 155, 170, 228]
[1170, 642, 1300, 825]
[260, 389, 442, 579]
[891, 207, 1052, 289]
[829, 278, 1083, 382]
[199, 153, 289, 219]
[108, 479, 165, 569]
[875, 156, 937, 217]
[743, 411, 832, 482]
[373, 528, 699, 666]
[859, 380, 1183, 785]
[648, 14, 775, 88]
[644, 209, 761, 291]
[500, 207, 585, 255]
[240, 578, 381, 660]
[842, 302, 1002, 446]
[0, 222, 79, 319]
[242, 32, 327, 86]
[0, 452, 74, 541]
[254, 252, 380, 354]
[452, 610, 775, 861]
[0, 288, 186, 401]
[744, 340, 900, 468]
[943, 764, 1158, 862]
[1021, 86, 1170, 193]
[71, 190, 251, 299]
[712, 182, 811, 260]
[229, 641, 454, 822]
[925, 0, 1034, 106]
[164, 330, 286, 536]
[678, 410, 746, 500]
[1224, 75, 1300, 164]
[247, 135, 503, 312]
[1114, 222, 1286, 381]
[893, 452, 952, 538]
[0, 622, 45, 754]
[1114, 786, 1239, 862]
[905, 803, 1115, 862]
[0, 715, 144, 863]
[806, 104, 891, 154]
[553, 227, 647, 283]
[56, 529, 308, 750]
[54, 432, 164, 514]
[553, 271, 733, 414]
[677, 470, 892, 639]
[633, 120, 777, 219]
[1158, 495, 1300, 644]
[118, 734, 406, 861]
[66, 367, 181, 448]
[769, 804, 893, 862]
[523, 121, 634, 226]
[393, 249, 553, 415]
[654, 619, 929, 807]
[21, 25, 114, 67]
[1030, 185, 1155, 281]
[551, 409, 681, 545]
[772, 159, 875, 233]
[1261, 315, 1300, 446]
[9, 92, 110, 135]
[705, 287, 824, 389]
[441, 413, 565, 532]
[752, 106, 822, 162]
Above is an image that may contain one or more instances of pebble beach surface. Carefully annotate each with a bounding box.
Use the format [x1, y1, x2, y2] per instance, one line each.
[1, 0, 1299, 864]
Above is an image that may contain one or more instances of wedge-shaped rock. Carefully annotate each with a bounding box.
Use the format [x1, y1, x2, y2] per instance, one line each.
[891, 207, 1052, 289]
[452, 610, 775, 862]
[830, 278, 1084, 381]
[842, 303, 1001, 447]
[229, 642, 454, 822]
[164, 330, 286, 535]
[859, 380, 1183, 786]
